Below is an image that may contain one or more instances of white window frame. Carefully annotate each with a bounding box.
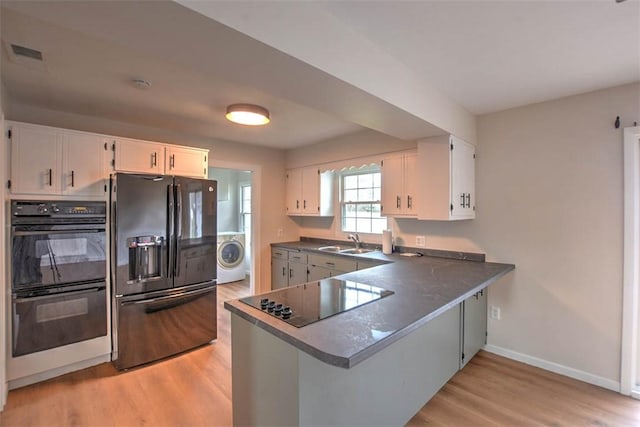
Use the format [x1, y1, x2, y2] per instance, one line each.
[340, 168, 387, 235]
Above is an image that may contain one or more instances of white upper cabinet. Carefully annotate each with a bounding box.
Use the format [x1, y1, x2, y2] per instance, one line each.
[63, 133, 109, 196]
[165, 145, 208, 179]
[9, 122, 108, 197]
[381, 151, 417, 217]
[285, 166, 333, 216]
[417, 135, 476, 220]
[113, 138, 208, 178]
[112, 137, 165, 175]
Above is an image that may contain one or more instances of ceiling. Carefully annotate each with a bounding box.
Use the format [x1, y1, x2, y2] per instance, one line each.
[1, 1, 638, 150]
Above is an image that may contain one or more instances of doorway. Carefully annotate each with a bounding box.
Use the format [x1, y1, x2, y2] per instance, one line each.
[210, 167, 253, 289]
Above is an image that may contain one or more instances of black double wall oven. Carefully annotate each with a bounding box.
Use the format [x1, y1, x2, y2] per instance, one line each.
[10, 200, 107, 357]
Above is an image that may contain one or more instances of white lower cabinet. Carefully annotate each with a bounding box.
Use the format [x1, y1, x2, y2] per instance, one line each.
[271, 248, 309, 289]
[9, 121, 108, 197]
[271, 248, 365, 289]
[460, 289, 487, 368]
[271, 256, 289, 290]
[287, 260, 308, 287]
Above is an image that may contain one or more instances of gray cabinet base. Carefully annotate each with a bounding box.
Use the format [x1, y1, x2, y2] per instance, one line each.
[231, 305, 460, 427]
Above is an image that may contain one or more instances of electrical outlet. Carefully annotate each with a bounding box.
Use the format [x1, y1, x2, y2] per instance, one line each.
[415, 235, 426, 247]
[490, 305, 501, 320]
[277, 228, 284, 237]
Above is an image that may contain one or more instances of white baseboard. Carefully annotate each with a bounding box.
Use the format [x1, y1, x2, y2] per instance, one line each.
[8, 354, 110, 390]
[632, 389, 640, 400]
[484, 344, 620, 393]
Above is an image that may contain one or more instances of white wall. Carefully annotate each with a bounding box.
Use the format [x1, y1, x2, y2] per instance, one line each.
[5, 103, 292, 295]
[292, 82, 640, 388]
[475, 82, 638, 387]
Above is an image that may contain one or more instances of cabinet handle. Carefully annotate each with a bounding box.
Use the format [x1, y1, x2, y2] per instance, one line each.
[71, 170, 75, 187]
[170, 154, 175, 169]
[282, 267, 286, 276]
[396, 196, 401, 209]
[326, 262, 335, 266]
[152, 152, 157, 167]
[48, 169, 52, 187]
[466, 193, 471, 208]
[407, 195, 412, 209]
[296, 200, 300, 209]
[460, 193, 466, 207]
[303, 200, 307, 209]
[289, 268, 293, 278]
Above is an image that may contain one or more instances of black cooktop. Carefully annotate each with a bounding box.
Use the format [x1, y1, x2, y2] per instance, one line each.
[239, 278, 394, 327]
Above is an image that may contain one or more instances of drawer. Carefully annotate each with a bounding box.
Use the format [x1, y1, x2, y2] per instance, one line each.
[288, 251, 308, 264]
[272, 248, 289, 260]
[308, 253, 356, 272]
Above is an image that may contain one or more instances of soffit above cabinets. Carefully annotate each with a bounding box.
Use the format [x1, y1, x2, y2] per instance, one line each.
[1, 1, 638, 149]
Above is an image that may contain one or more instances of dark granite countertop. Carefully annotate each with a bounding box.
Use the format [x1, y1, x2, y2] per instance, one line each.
[224, 239, 515, 369]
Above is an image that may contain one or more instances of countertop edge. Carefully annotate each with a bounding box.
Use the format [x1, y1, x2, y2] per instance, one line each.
[224, 263, 515, 369]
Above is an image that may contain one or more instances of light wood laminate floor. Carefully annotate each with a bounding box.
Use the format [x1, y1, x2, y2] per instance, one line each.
[1, 278, 639, 426]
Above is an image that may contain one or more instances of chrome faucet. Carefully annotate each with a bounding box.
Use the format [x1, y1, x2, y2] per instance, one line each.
[348, 233, 362, 249]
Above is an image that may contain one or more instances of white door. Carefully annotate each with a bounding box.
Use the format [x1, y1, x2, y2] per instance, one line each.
[63, 133, 108, 196]
[166, 146, 207, 178]
[381, 155, 404, 216]
[450, 137, 475, 219]
[404, 153, 418, 215]
[286, 168, 302, 214]
[114, 138, 164, 174]
[10, 124, 62, 195]
[302, 167, 320, 214]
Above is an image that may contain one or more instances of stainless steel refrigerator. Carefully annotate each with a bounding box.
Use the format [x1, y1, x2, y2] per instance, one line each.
[110, 173, 217, 370]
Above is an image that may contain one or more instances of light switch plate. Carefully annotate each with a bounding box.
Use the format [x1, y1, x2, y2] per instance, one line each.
[415, 236, 426, 247]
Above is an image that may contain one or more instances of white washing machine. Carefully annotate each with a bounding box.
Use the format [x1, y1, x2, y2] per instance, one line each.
[217, 232, 246, 284]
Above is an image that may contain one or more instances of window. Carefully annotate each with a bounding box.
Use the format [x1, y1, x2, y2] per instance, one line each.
[240, 185, 251, 235]
[341, 171, 387, 234]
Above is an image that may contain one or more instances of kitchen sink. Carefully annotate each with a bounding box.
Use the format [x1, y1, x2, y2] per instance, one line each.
[339, 248, 377, 255]
[317, 246, 346, 252]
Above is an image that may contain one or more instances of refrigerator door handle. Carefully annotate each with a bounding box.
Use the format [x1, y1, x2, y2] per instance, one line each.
[175, 183, 183, 278]
[167, 183, 175, 279]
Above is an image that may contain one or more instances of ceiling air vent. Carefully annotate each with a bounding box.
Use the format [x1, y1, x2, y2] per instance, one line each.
[11, 44, 43, 61]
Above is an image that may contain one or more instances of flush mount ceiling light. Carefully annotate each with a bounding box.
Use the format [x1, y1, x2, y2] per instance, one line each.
[225, 104, 270, 126]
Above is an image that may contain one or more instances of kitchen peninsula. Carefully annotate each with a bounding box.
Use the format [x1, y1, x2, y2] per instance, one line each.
[225, 241, 515, 426]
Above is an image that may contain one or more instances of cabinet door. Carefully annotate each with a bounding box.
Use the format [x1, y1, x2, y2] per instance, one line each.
[288, 262, 308, 286]
[271, 257, 289, 290]
[307, 264, 332, 282]
[286, 168, 302, 214]
[381, 156, 404, 216]
[461, 289, 487, 368]
[113, 138, 164, 174]
[10, 124, 62, 195]
[301, 167, 320, 214]
[451, 137, 475, 219]
[404, 153, 418, 215]
[63, 133, 109, 196]
[166, 146, 208, 178]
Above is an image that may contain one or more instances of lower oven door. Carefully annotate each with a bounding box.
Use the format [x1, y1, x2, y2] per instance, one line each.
[12, 282, 107, 357]
[114, 283, 217, 370]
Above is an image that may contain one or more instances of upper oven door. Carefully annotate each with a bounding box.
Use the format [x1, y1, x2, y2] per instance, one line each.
[11, 223, 106, 290]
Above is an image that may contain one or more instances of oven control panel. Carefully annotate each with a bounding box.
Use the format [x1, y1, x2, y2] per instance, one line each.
[12, 200, 106, 218]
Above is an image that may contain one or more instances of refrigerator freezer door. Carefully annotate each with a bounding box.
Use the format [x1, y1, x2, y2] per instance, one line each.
[173, 177, 217, 288]
[112, 173, 172, 296]
[114, 284, 217, 369]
